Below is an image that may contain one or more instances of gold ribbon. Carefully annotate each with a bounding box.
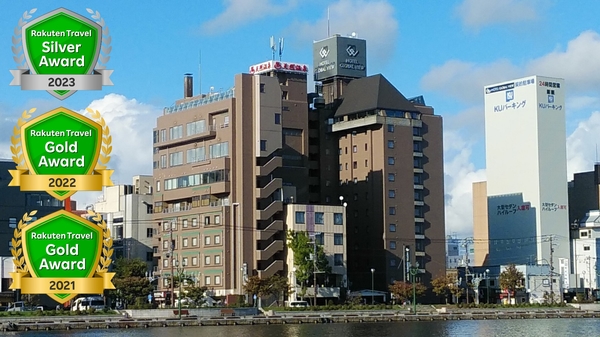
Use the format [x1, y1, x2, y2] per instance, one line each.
[9, 272, 115, 294]
[8, 169, 113, 191]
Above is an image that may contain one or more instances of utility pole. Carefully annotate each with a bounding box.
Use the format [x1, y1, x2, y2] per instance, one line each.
[549, 235, 554, 303]
[313, 234, 318, 307]
[462, 237, 473, 304]
[170, 226, 174, 308]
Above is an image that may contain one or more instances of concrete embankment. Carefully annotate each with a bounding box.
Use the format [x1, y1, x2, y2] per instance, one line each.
[2, 309, 600, 332]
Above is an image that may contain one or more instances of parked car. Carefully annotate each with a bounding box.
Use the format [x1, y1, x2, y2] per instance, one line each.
[6, 301, 26, 312]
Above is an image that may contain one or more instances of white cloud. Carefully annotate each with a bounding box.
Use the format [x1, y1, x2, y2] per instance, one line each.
[287, 0, 398, 63]
[421, 59, 520, 104]
[201, 0, 298, 34]
[527, 30, 600, 91]
[73, 94, 160, 208]
[455, 0, 543, 30]
[443, 129, 486, 237]
[566, 111, 600, 179]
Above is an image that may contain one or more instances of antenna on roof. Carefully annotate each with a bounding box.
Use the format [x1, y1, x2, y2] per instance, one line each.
[270, 36, 276, 61]
[327, 7, 330, 37]
[278, 37, 284, 61]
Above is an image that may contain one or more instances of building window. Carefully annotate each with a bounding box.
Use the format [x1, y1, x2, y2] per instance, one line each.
[389, 207, 396, 215]
[192, 257, 198, 266]
[388, 140, 395, 149]
[295, 211, 306, 224]
[169, 151, 183, 167]
[388, 157, 395, 165]
[365, 143, 368, 151]
[147, 228, 153, 238]
[334, 234, 343, 245]
[353, 145, 357, 153]
[388, 124, 394, 133]
[353, 161, 357, 169]
[339, 164, 343, 171]
[215, 255, 221, 264]
[260, 140, 267, 151]
[183, 238, 188, 247]
[413, 127, 421, 136]
[581, 231, 588, 237]
[413, 142, 422, 152]
[182, 257, 188, 266]
[160, 155, 167, 169]
[186, 147, 206, 164]
[209, 142, 229, 159]
[260, 83, 265, 93]
[414, 174, 423, 184]
[160, 129, 167, 142]
[315, 212, 324, 224]
[415, 207, 424, 217]
[215, 215, 221, 224]
[205, 276, 211, 285]
[334, 254, 343, 266]
[205, 256, 211, 265]
[316, 233, 324, 245]
[389, 224, 397, 232]
[204, 216, 210, 226]
[205, 236, 211, 245]
[169, 125, 183, 140]
[414, 190, 424, 201]
[365, 159, 368, 167]
[186, 120, 206, 136]
[389, 190, 396, 198]
[282, 91, 288, 100]
[215, 235, 221, 244]
[163, 259, 168, 267]
[414, 158, 423, 168]
[388, 173, 395, 182]
[390, 259, 396, 267]
[334, 213, 343, 225]
[275, 113, 281, 125]
[584, 246, 590, 251]
[192, 218, 198, 227]
[339, 148, 342, 155]
[215, 275, 221, 285]
[192, 237, 198, 246]
[162, 240, 169, 250]
[390, 241, 396, 250]
[345, 163, 348, 170]
[182, 219, 188, 228]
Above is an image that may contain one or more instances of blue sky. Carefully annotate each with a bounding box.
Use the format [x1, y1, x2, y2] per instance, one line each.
[2, 0, 600, 237]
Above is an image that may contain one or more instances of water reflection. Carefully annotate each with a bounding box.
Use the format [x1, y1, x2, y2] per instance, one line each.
[9, 319, 600, 337]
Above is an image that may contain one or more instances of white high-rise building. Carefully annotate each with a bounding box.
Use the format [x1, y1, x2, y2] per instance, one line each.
[481, 75, 569, 276]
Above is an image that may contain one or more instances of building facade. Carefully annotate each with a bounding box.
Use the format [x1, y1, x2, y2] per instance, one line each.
[311, 35, 446, 292]
[476, 76, 570, 272]
[152, 63, 311, 301]
[93, 175, 155, 273]
[572, 210, 600, 291]
[285, 204, 347, 304]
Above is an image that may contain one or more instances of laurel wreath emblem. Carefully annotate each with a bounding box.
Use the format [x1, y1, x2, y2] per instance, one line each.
[10, 211, 37, 275]
[10, 109, 35, 170]
[86, 8, 111, 69]
[87, 108, 112, 170]
[87, 210, 113, 273]
[12, 8, 37, 70]
[10, 210, 113, 275]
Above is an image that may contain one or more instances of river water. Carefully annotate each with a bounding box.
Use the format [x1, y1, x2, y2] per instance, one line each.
[7, 319, 600, 336]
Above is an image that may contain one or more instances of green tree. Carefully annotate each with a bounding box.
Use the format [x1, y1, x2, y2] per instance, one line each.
[242, 274, 291, 306]
[184, 284, 208, 305]
[287, 230, 331, 293]
[111, 258, 153, 308]
[388, 281, 426, 303]
[499, 264, 524, 304]
[431, 274, 454, 303]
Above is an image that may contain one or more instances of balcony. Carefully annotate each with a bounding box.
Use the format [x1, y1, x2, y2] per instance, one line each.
[256, 200, 283, 220]
[413, 152, 423, 157]
[256, 178, 282, 199]
[415, 251, 426, 257]
[258, 156, 282, 177]
[156, 125, 217, 149]
[258, 259, 284, 278]
[414, 201, 424, 206]
[415, 234, 425, 240]
[414, 184, 424, 190]
[413, 168, 424, 174]
[258, 220, 284, 240]
[413, 136, 423, 141]
[255, 240, 284, 260]
[414, 217, 424, 223]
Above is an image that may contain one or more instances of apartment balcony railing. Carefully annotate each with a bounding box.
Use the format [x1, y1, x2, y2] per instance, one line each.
[257, 220, 284, 240]
[257, 259, 284, 278]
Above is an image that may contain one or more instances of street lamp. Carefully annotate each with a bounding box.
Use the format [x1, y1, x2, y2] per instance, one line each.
[485, 269, 490, 304]
[175, 259, 187, 320]
[370, 268, 375, 304]
[409, 263, 419, 314]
